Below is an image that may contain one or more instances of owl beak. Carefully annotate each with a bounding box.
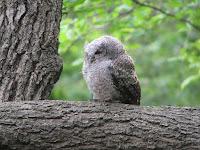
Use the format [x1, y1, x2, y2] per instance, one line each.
[89, 55, 95, 63]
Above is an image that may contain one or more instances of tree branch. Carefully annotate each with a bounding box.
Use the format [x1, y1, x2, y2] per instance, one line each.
[132, 0, 200, 31]
[0, 100, 199, 149]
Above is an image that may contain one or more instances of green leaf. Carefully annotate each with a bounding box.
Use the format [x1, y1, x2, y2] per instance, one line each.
[120, 28, 134, 33]
[73, 8, 94, 14]
[181, 74, 200, 90]
[149, 14, 165, 25]
[121, 0, 133, 7]
[128, 43, 141, 50]
[63, 0, 76, 7]
[171, 1, 182, 7]
[167, 56, 186, 62]
[72, 58, 84, 66]
[73, 0, 85, 7]
[180, 48, 187, 56]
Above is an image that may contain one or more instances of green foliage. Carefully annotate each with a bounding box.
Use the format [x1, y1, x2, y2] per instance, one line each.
[50, 0, 200, 106]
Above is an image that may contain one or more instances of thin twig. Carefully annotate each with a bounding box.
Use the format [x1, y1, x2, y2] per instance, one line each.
[132, 0, 200, 31]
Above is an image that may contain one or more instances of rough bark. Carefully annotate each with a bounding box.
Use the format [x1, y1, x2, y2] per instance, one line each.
[0, 0, 63, 102]
[0, 100, 199, 150]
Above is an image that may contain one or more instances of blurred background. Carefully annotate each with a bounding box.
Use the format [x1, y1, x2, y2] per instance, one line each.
[50, 0, 200, 106]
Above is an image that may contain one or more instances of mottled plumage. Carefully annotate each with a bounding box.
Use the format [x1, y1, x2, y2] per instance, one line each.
[82, 36, 141, 105]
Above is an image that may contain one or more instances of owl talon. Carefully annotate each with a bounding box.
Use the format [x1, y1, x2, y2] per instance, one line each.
[90, 98, 122, 103]
[90, 99, 109, 102]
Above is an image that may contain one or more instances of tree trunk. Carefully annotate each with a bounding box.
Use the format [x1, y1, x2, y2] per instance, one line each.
[0, 100, 199, 150]
[0, 0, 63, 102]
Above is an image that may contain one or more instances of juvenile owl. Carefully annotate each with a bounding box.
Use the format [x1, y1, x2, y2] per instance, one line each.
[82, 36, 141, 105]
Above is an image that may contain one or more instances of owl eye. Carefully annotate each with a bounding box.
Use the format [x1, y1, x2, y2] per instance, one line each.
[94, 49, 103, 55]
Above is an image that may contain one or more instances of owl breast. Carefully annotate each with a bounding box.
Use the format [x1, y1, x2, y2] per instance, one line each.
[83, 60, 119, 100]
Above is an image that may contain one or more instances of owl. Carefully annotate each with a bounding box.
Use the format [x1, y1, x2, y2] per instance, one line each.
[82, 36, 141, 105]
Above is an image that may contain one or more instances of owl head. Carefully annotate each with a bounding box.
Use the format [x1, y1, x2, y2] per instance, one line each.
[84, 36, 125, 63]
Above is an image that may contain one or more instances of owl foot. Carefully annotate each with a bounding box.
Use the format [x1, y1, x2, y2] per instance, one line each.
[89, 98, 108, 102]
[89, 98, 122, 103]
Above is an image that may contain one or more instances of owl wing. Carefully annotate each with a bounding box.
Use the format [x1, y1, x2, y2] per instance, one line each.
[108, 55, 141, 105]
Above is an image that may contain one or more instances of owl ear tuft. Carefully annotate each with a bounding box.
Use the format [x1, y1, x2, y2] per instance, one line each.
[84, 42, 89, 49]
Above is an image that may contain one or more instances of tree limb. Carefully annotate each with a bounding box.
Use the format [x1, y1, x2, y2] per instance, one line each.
[0, 100, 199, 150]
